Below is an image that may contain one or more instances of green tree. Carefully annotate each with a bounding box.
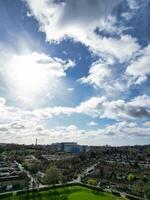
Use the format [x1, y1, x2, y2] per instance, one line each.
[44, 166, 62, 186]
[23, 160, 40, 174]
[127, 173, 136, 181]
[88, 179, 97, 186]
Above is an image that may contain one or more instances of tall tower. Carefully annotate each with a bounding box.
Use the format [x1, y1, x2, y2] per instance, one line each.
[35, 138, 38, 146]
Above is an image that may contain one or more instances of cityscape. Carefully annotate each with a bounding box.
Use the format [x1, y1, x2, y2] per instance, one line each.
[0, 143, 150, 199]
[0, 0, 150, 200]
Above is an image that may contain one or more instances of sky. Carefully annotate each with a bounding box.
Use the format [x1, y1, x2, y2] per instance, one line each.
[0, 0, 150, 146]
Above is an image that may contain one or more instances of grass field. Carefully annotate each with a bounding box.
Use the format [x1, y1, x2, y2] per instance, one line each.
[0, 186, 126, 200]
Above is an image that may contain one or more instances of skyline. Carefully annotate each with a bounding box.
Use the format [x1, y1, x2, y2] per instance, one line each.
[0, 0, 150, 146]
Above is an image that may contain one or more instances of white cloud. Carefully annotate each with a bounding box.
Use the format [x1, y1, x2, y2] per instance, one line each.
[88, 121, 98, 126]
[127, 0, 148, 10]
[0, 0, 149, 146]
[126, 44, 150, 84]
[32, 96, 106, 119]
[0, 99, 46, 144]
[80, 58, 128, 96]
[33, 106, 76, 119]
[77, 96, 107, 117]
[99, 121, 150, 137]
[0, 96, 149, 145]
[25, 0, 140, 62]
[127, 0, 140, 9]
[25, 0, 121, 39]
[84, 34, 139, 62]
[128, 95, 150, 107]
[24, 0, 144, 99]
[24, 0, 142, 101]
[144, 121, 150, 127]
[1, 121, 150, 145]
[67, 87, 74, 92]
[101, 95, 150, 120]
[80, 59, 112, 88]
[121, 12, 133, 21]
[32, 95, 150, 121]
[0, 97, 6, 106]
[59, 95, 149, 121]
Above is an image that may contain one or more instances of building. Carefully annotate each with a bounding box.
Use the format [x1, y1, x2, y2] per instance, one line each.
[60, 142, 90, 153]
[0, 161, 29, 192]
[50, 142, 90, 154]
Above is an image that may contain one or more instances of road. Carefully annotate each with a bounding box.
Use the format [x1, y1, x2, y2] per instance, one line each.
[15, 161, 39, 188]
[70, 163, 98, 183]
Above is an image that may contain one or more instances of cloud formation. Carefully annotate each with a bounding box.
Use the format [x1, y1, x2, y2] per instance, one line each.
[126, 44, 150, 84]
[25, 0, 140, 62]
[1, 121, 150, 145]
[0, 95, 149, 145]
[0, 0, 149, 145]
[80, 59, 112, 88]
[24, 95, 150, 121]
[25, 0, 150, 98]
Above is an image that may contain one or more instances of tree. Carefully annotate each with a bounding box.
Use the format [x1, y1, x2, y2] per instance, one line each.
[44, 166, 62, 186]
[110, 172, 117, 180]
[127, 173, 136, 181]
[22, 160, 40, 174]
[100, 167, 104, 178]
[88, 179, 97, 186]
[79, 152, 87, 161]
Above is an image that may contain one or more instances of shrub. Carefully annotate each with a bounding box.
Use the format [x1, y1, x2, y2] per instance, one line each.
[88, 179, 97, 186]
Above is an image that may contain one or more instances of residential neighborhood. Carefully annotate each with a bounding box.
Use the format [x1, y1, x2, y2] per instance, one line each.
[0, 143, 149, 199]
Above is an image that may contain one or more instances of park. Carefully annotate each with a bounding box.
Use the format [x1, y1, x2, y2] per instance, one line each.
[0, 185, 127, 200]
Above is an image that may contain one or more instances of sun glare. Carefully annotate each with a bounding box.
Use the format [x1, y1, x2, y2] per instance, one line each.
[7, 53, 50, 103]
[12, 56, 47, 91]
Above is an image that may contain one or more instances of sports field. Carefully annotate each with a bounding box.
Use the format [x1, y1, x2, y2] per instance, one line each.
[0, 186, 126, 200]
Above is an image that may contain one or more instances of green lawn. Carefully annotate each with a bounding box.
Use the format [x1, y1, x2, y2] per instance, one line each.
[0, 186, 127, 200]
[68, 187, 119, 200]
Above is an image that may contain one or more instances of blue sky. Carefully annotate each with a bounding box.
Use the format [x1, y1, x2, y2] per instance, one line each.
[0, 0, 150, 145]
